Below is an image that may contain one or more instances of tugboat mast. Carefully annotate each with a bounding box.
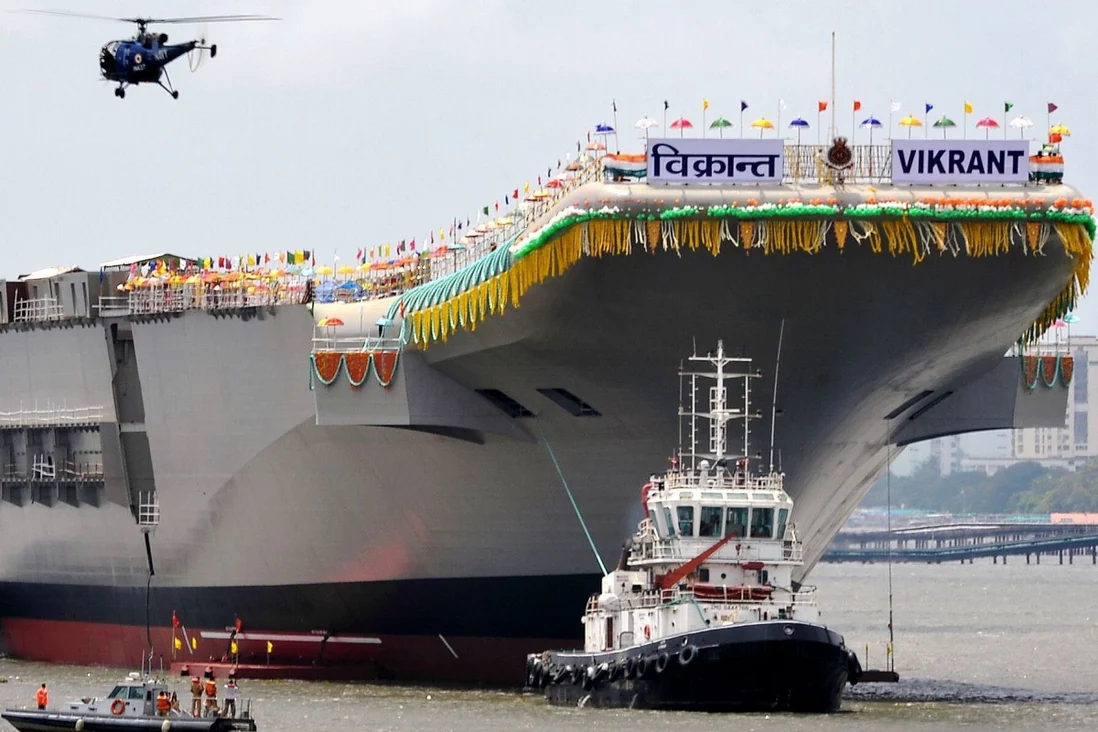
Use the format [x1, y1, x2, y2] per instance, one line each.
[678, 339, 760, 471]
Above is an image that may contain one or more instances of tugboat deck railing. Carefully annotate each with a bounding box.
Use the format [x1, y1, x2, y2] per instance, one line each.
[585, 585, 818, 614]
[633, 538, 804, 564]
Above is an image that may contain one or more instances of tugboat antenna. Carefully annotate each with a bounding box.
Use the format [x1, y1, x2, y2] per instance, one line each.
[768, 318, 786, 475]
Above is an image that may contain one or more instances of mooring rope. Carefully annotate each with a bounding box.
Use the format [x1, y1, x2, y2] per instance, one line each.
[536, 418, 607, 575]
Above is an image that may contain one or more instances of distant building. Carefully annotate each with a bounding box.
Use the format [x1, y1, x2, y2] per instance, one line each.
[929, 435, 963, 476]
[1051, 513, 1098, 524]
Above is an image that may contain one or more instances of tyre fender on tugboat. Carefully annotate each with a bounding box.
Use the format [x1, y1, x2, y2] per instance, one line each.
[678, 644, 698, 667]
[624, 656, 637, 679]
[636, 656, 650, 678]
[655, 652, 670, 674]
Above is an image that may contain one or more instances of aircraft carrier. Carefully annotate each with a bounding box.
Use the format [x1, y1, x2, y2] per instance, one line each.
[0, 136, 1091, 685]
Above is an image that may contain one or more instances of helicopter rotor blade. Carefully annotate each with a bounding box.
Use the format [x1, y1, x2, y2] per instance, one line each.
[12, 10, 280, 26]
[11, 8, 130, 23]
[121, 15, 281, 25]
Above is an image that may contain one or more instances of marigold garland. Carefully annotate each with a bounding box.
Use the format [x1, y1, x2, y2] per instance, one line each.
[310, 350, 401, 390]
[392, 199, 1094, 352]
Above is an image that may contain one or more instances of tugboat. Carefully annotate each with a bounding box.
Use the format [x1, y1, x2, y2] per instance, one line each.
[2, 671, 258, 731]
[525, 341, 862, 713]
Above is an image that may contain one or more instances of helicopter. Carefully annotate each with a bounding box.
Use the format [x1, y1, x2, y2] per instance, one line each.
[17, 9, 279, 99]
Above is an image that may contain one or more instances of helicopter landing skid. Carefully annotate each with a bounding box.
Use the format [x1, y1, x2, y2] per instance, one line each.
[157, 67, 180, 99]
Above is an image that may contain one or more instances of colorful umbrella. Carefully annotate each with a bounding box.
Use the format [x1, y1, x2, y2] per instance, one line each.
[670, 117, 693, 137]
[586, 140, 607, 151]
[975, 117, 1000, 138]
[1064, 313, 1081, 324]
[932, 115, 956, 138]
[751, 117, 774, 138]
[317, 317, 344, 327]
[898, 115, 922, 138]
[860, 116, 882, 145]
[1049, 123, 1071, 136]
[635, 115, 659, 139]
[315, 265, 333, 276]
[1009, 115, 1033, 138]
[709, 117, 733, 138]
[788, 118, 809, 144]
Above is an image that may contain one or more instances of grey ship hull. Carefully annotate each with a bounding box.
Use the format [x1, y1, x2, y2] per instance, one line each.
[0, 187, 1082, 685]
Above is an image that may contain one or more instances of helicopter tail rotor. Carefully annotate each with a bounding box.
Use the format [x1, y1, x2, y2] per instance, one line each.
[188, 23, 210, 72]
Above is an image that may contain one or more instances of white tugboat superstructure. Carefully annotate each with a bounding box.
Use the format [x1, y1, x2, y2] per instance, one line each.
[527, 341, 861, 713]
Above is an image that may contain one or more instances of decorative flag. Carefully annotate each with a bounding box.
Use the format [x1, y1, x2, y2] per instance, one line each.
[191, 637, 198, 651]
[512, 188, 518, 199]
[482, 205, 489, 215]
[853, 100, 862, 111]
[230, 641, 238, 655]
[964, 101, 973, 114]
[1005, 102, 1014, 113]
[703, 98, 710, 111]
[663, 100, 669, 110]
[612, 99, 617, 113]
[925, 103, 933, 114]
[779, 98, 787, 110]
[890, 101, 901, 112]
[235, 617, 243, 633]
[172, 611, 180, 629]
[818, 101, 827, 112]
[740, 100, 748, 112]
[174, 637, 182, 650]
[1048, 102, 1058, 113]
[267, 641, 274, 654]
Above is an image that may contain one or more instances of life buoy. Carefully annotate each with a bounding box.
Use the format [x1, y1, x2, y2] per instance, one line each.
[640, 483, 653, 514]
[110, 698, 126, 715]
[643, 624, 652, 641]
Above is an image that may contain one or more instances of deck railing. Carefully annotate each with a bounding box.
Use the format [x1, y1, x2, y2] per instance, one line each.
[310, 336, 405, 354]
[0, 404, 105, 426]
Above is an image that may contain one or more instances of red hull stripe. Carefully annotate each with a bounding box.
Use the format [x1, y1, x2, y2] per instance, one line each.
[0, 618, 572, 686]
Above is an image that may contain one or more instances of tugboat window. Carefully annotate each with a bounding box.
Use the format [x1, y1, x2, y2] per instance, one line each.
[776, 508, 789, 539]
[750, 507, 774, 538]
[663, 507, 676, 536]
[108, 686, 124, 698]
[725, 507, 748, 538]
[699, 506, 722, 537]
[649, 508, 665, 538]
[676, 506, 695, 536]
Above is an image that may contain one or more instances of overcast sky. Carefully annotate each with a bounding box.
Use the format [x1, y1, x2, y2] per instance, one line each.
[1, 0, 1095, 327]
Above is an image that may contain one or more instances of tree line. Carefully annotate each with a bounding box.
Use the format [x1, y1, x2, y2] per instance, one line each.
[860, 459, 1098, 514]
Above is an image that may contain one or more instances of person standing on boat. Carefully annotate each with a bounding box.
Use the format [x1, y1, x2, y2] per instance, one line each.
[189, 675, 203, 716]
[156, 691, 171, 717]
[223, 676, 238, 718]
[204, 673, 219, 717]
[35, 684, 48, 710]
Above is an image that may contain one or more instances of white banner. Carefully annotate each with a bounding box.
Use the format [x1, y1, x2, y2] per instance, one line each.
[891, 139, 1030, 184]
[647, 138, 784, 185]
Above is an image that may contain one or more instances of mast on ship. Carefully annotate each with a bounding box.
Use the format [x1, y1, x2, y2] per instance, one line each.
[677, 340, 762, 473]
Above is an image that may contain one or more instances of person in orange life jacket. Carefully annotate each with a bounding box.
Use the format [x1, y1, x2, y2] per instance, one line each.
[189, 676, 203, 716]
[223, 676, 238, 718]
[204, 674, 219, 716]
[35, 684, 48, 710]
[156, 691, 170, 717]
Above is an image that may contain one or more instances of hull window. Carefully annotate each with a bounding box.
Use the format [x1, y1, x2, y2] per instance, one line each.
[537, 388, 601, 416]
[475, 389, 533, 418]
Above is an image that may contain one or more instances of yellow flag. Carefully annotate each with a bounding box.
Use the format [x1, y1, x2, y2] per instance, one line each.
[247, 254, 256, 267]
[703, 98, 710, 111]
[266, 641, 274, 654]
[964, 101, 973, 114]
[523, 182, 530, 193]
[191, 637, 197, 650]
[174, 637, 182, 650]
[230, 641, 238, 655]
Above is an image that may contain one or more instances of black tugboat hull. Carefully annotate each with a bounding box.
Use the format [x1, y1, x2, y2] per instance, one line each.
[0, 710, 256, 732]
[531, 621, 860, 713]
